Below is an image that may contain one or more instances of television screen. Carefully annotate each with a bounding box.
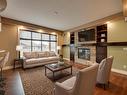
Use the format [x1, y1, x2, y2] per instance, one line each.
[78, 29, 95, 42]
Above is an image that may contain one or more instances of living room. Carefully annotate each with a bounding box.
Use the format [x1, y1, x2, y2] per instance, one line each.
[0, 0, 127, 95]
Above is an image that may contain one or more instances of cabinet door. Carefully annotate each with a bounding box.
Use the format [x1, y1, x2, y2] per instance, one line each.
[70, 45, 75, 61]
[96, 46, 107, 63]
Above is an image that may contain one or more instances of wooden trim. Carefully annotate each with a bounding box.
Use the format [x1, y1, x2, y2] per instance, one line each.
[107, 42, 127, 46]
[77, 43, 96, 46]
[76, 42, 127, 47]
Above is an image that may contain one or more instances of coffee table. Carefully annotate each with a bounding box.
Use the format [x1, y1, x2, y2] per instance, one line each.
[44, 63, 72, 80]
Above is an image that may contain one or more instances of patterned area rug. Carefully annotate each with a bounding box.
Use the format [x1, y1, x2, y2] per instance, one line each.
[20, 67, 78, 95]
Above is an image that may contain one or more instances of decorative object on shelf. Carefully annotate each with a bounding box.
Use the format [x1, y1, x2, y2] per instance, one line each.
[101, 34, 105, 37]
[16, 45, 23, 58]
[122, 0, 127, 21]
[101, 39, 105, 42]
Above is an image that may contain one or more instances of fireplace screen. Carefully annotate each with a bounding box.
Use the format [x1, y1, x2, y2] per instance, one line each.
[78, 48, 90, 60]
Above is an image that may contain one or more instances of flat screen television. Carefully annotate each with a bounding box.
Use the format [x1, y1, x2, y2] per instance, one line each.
[78, 28, 95, 42]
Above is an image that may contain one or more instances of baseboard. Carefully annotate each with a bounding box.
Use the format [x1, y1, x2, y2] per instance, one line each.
[63, 58, 70, 61]
[111, 68, 127, 76]
[3, 65, 21, 70]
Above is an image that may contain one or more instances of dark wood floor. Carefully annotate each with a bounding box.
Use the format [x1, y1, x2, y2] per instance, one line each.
[2, 67, 127, 95]
[3, 70, 25, 95]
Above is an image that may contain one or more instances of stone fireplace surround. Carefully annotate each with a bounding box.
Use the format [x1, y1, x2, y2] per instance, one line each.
[75, 45, 96, 65]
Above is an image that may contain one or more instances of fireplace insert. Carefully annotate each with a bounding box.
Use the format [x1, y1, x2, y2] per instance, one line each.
[78, 48, 90, 60]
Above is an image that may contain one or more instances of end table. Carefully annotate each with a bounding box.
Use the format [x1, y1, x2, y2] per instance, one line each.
[14, 58, 23, 69]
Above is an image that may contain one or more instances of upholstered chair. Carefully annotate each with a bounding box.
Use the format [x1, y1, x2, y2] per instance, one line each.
[54, 63, 99, 95]
[0, 51, 9, 81]
[96, 56, 114, 89]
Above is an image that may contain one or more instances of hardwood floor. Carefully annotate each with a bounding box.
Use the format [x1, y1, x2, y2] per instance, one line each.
[3, 70, 25, 95]
[2, 67, 127, 95]
[94, 73, 127, 95]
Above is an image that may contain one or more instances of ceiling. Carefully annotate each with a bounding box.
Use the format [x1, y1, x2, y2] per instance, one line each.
[0, 0, 122, 31]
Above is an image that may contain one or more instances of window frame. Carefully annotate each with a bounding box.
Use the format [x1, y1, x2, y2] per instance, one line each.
[19, 29, 57, 52]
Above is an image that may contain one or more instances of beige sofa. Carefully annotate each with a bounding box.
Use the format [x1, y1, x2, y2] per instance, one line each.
[23, 51, 59, 69]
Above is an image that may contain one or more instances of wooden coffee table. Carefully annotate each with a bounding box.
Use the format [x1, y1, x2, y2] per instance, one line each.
[44, 63, 72, 80]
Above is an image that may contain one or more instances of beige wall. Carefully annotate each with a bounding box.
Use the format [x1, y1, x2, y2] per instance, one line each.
[0, 24, 18, 66]
[108, 20, 127, 42]
[108, 46, 127, 71]
[0, 17, 63, 68]
[107, 19, 127, 71]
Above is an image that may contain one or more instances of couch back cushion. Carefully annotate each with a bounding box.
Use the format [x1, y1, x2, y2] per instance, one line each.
[23, 52, 38, 59]
[38, 52, 48, 58]
[49, 51, 57, 57]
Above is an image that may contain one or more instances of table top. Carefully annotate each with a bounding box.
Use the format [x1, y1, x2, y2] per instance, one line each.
[45, 62, 72, 72]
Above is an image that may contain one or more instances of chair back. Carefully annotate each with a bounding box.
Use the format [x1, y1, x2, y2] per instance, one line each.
[72, 63, 99, 95]
[97, 56, 114, 84]
[105, 56, 114, 82]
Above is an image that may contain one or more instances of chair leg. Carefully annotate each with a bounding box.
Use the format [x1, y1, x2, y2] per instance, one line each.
[0, 68, 3, 81]
[0, 68, 6, 88]
[103, 84, 106, 90]
[108, 81, 110, 87]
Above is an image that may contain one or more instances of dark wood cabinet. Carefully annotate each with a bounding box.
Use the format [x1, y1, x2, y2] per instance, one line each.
[70, 32, 75, 61]
[96, 24, 107, 63]
[96, 46, 107, 63]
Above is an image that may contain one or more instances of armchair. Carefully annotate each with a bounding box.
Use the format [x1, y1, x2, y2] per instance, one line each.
[0, 51, 9, 80]
[55, 63, 99, 95]
[96, 56, 114, 89]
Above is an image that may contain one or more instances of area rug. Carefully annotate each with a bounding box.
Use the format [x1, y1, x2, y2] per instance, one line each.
[20, 67, 78, 95]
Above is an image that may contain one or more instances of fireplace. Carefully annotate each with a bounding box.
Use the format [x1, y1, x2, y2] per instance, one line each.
[78, 48, 90, 60]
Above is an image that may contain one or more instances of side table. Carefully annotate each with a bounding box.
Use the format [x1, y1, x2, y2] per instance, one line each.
[14, 58, 24, 69]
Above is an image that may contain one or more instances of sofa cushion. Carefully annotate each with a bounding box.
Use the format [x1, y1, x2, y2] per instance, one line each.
[45, 51, 50, 57]
[48, 57, 59, 61]
[49, 51, 57, 57]
[23, 52, 38, 59]
[25, 57, 58, 65]
[38, 57, 59, 63]
[25, 58, 40, 65]
[38, 52, 48, 58]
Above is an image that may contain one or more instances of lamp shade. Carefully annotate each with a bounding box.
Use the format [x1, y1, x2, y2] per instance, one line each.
[57, 46, 61, 50]
[0, 0, 7, 12]
[16, 45, 23, 51]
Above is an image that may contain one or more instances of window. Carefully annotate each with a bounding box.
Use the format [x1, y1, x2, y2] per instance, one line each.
[20, 40, 31, 52]
[19, 30, 57, 52]
[42, 41, 49, 51]
[51, 42, 57, 52]
[32, 41, 41, 51]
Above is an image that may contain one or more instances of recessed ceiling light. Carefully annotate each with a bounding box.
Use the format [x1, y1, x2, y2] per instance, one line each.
[106, 21, 110, 24]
